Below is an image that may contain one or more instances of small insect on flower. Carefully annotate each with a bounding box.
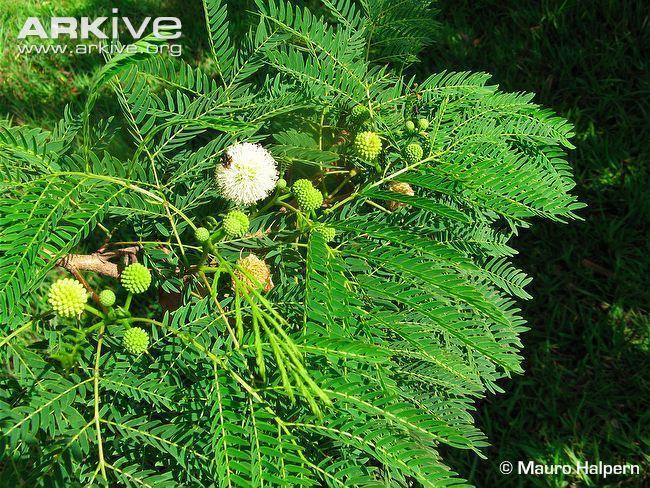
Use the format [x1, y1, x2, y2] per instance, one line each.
[215, 142, 279, 206]
[220, 152, 234, 168]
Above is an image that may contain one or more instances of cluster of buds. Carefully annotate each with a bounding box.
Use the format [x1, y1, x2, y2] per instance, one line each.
[405, 117, 429, 133]
[47, 261, 154, 359]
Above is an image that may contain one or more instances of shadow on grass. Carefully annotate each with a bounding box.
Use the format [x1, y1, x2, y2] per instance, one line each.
[428, 0, 650, 485]
[443, 233, 650, 486]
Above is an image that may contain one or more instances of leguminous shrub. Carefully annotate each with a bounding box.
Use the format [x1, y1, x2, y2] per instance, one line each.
[0, 0, 583, 485]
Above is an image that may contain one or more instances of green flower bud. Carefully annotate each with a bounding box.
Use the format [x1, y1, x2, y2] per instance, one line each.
[404, 143, 424, 163]
[195, 227, 211, 243]
[353, 131, 382, 161]
[405, 120, 416, 132]
[48, 278, 88, 318]
[121, 263, 151, 294]
[292, 179, 312, 195]
[123, 327, 149, 355]
[312, 225, 336, 242]
[350, 104, 370, 124]
[98, 289, 116, 307]
[292, 179, 323, 212]
[416, 118, 429, 130]
[276, 178, 287, 190]
[223, 210, 249, 238]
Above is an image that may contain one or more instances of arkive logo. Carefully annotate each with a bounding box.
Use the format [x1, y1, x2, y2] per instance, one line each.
[18, 8, 181, 40]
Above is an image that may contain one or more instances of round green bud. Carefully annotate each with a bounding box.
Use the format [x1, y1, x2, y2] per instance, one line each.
[48, 278, 88, 318]
[123, 327, 149, 355]
[276, 178, 287, 190]
[297, 188, 324, 212]
[416, 118, 429, 130]
[312, 225, 336, 242]
[292, 179, 312, 195]
[223, 210, 249, 238]
[195, 227, 211, 243]
[405, 120, 416, 132]
[121, 263, 151, 294]
[353, 131, 382, 161]
[292, 179, 323, 212]
[404, 143, 424, 163]
[350, 104, 370, 124]
[98, 289, 116, 307]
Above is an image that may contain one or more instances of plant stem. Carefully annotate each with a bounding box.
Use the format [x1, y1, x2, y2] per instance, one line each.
[255, 192, 290, 216]
[85, 321, 105, 336]
[325, 192, 358, 214]
[200, 266, 221, 273]
[84, 304, 105, 319]
[365, 199, 391, 214]
[0, 321, 33, 348]
[93, 321, 107, 483]
[327, 172, 353, 200]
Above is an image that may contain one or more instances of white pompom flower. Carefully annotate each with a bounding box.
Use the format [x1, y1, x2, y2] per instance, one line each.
[215, 142, 279, 206]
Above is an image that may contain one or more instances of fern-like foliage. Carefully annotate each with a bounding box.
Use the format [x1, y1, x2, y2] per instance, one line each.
[0, 1, 582, 486]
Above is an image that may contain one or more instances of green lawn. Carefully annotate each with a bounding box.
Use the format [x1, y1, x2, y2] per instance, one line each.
[428, 1, 649, 485]
[0, 0, 210, 128]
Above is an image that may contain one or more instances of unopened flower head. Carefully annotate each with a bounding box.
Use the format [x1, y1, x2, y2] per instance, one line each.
[121, 263, 152, 294]
[215, 143, 279, 206]
[123, 327, 149, 355]
[99, 289, 116, 307]
[311, 225, 336, 242]
[48, 278, 88, 318]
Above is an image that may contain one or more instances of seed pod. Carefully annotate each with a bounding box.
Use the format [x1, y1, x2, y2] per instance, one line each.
[233, 254, 274, 293]
[387, 181, 415, 210]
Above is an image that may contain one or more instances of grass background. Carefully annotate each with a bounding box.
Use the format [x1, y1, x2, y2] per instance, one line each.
[1, 1, 648, 486]
[429, 1, 649, 486]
